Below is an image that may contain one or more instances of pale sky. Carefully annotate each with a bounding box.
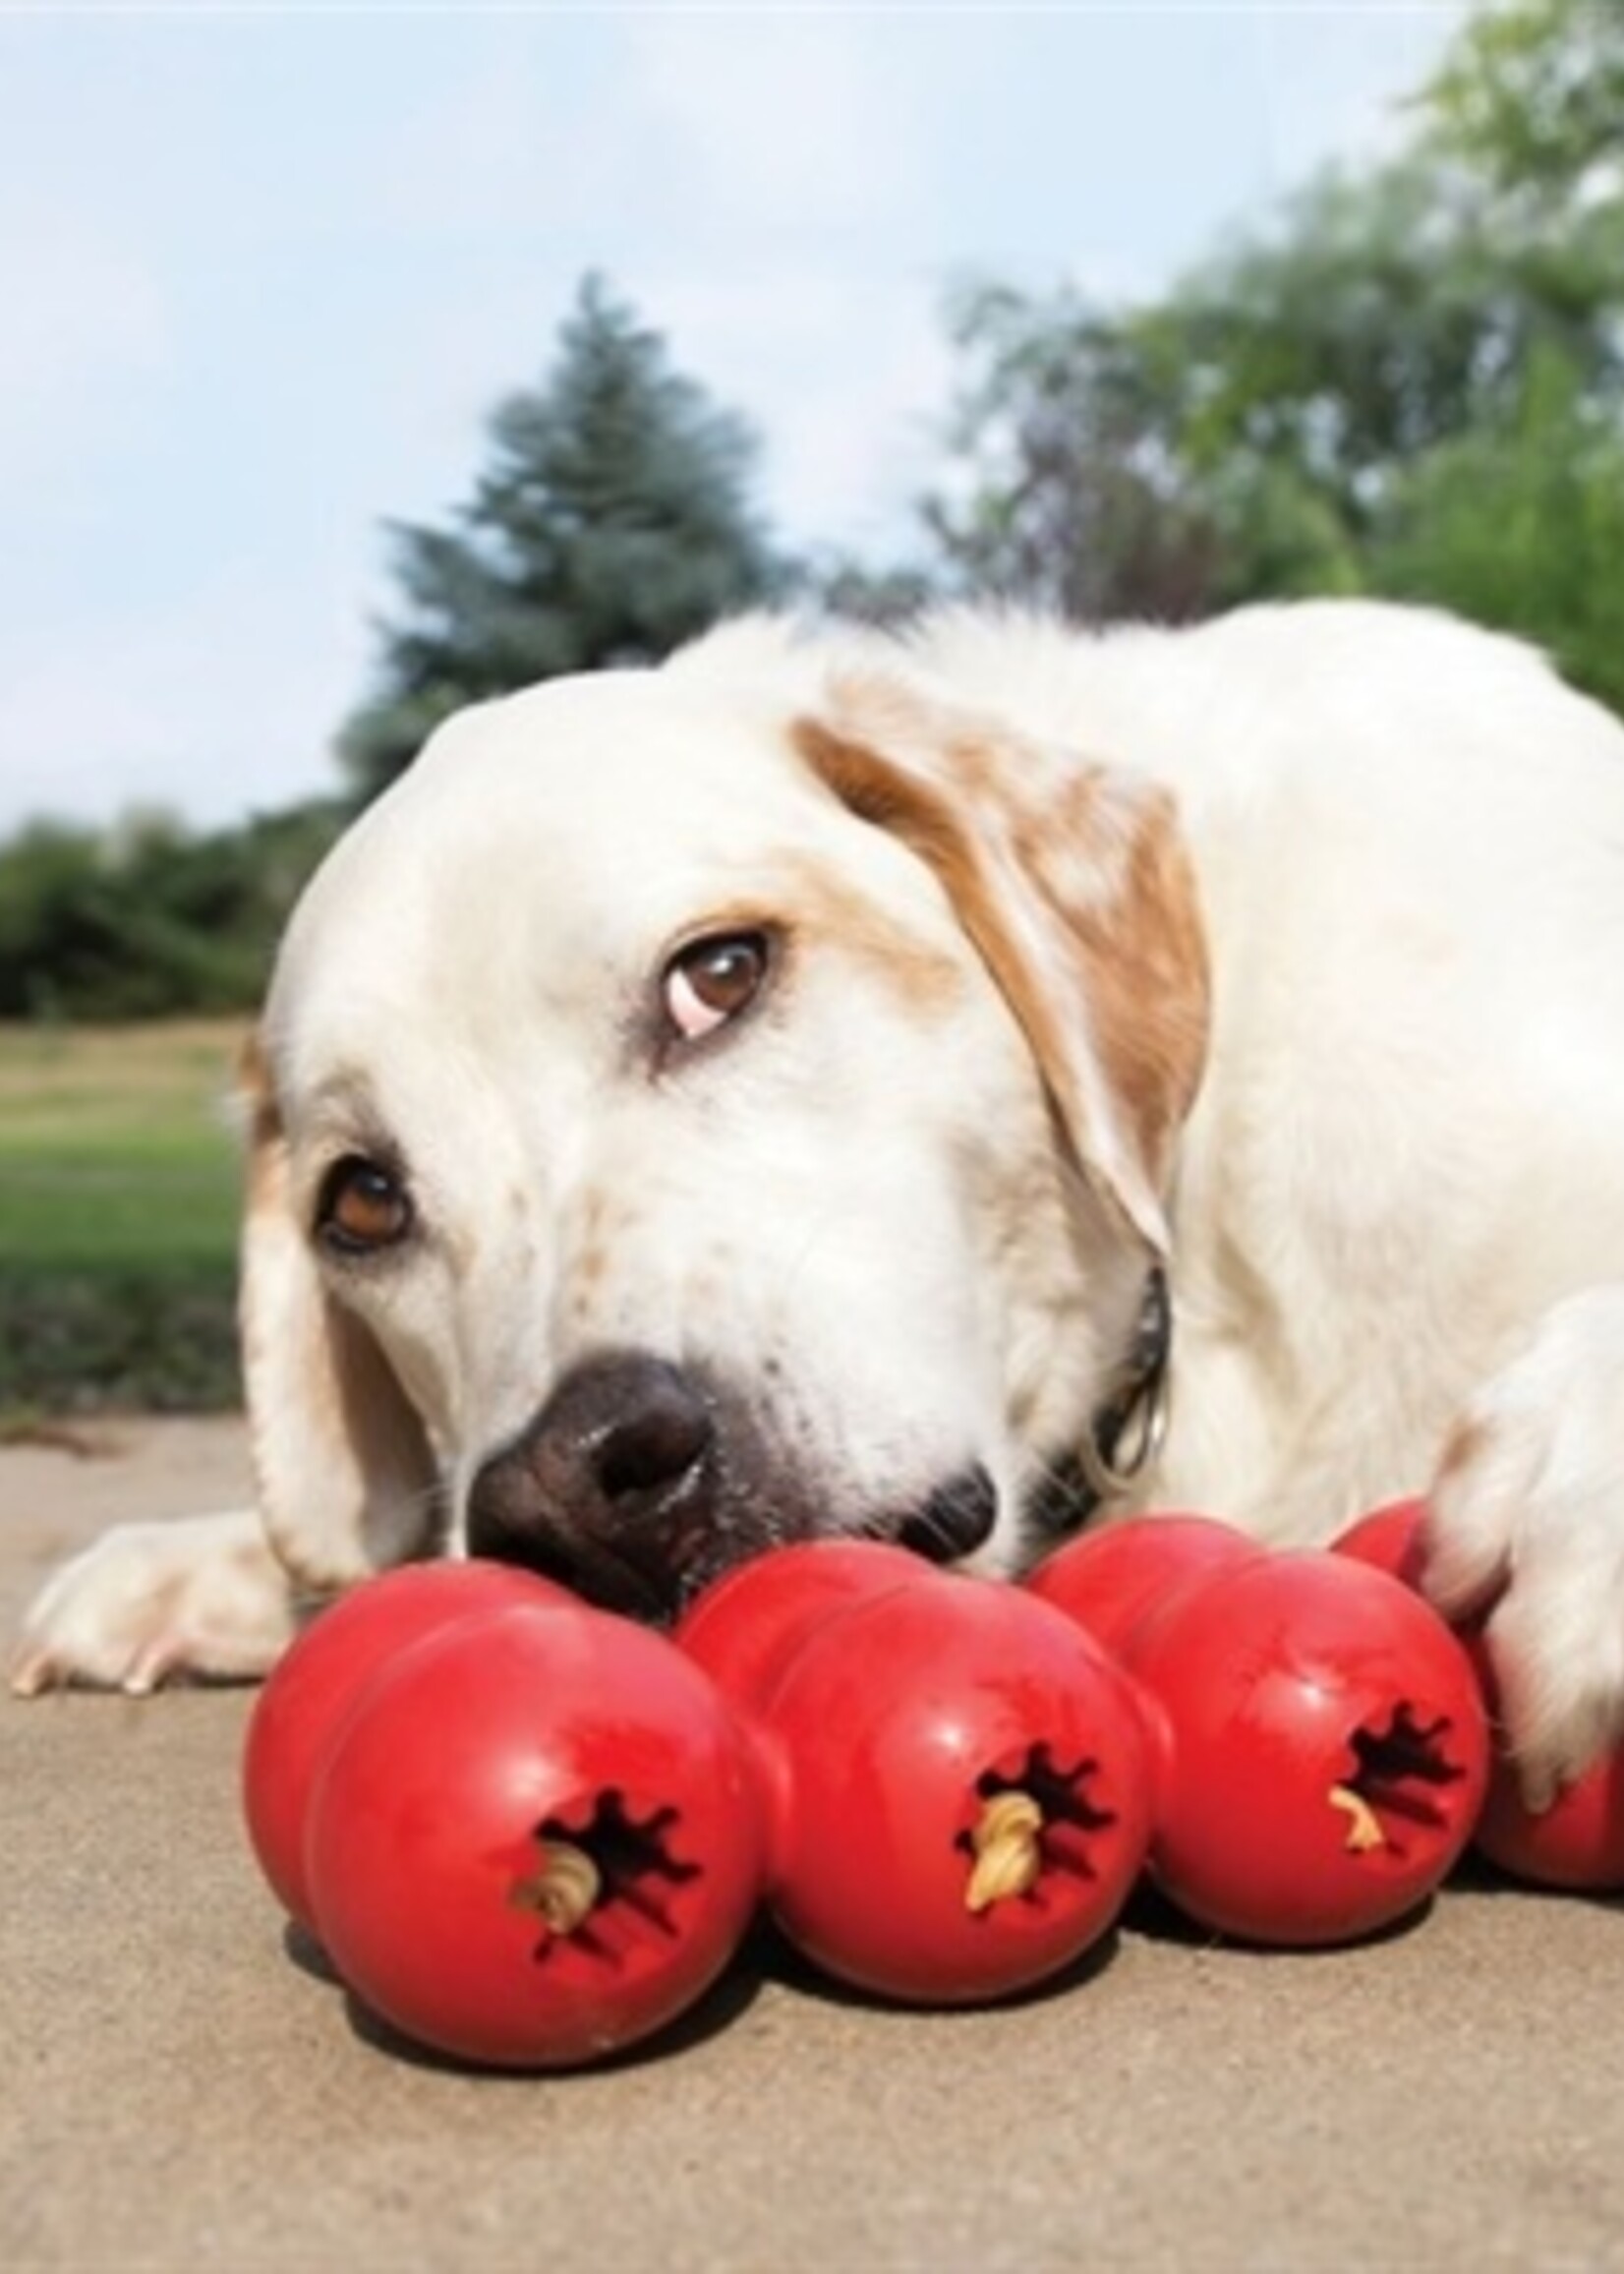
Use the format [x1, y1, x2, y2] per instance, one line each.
[0, 1, 1470, 832]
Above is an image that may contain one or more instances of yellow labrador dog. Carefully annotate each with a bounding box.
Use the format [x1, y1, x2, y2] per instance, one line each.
[15, 600, 1624, 1804]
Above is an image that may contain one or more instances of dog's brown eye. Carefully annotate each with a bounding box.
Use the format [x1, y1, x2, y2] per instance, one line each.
[317, 1155, 413, 1255]
[662, 931, 769, 1042]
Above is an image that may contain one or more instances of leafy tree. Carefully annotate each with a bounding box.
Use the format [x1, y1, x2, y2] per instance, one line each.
[1369, 343, 1624, 714]
[0, 821, 132, 1021]
[919, 0, 1624, 710]
[1359, 0, 1624, 706]
[923, 283, 1222, 621]
[341, 275, 791, 799]
[804, 550, 941, 628]
[1421, 0, 1624, 208]
[0, 802, 341, 1021]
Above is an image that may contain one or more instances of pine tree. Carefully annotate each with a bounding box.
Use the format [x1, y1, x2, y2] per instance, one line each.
[341, 276, 788, 799]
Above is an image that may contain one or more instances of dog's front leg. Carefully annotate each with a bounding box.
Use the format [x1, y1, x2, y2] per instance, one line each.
[11, 1509, 299, 1696]
[1422, 1284, 1624, 1807]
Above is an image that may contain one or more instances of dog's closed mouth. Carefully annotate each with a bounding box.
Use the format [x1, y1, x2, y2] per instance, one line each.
[893, 1465, 999, 1564]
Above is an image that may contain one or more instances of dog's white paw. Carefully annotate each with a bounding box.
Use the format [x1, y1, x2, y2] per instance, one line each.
[11, 1511, 297, 1697]
[1423, 1287, 1624, 1808]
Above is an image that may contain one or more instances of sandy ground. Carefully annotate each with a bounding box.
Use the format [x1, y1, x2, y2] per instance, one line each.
[5, 1417, 1624, 2273]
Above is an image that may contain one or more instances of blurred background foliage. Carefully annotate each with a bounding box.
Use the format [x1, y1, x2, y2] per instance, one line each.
[5, 0, 1620, 1025]
[337, 274, 796, 805]
[1, 0, 1620, 1412]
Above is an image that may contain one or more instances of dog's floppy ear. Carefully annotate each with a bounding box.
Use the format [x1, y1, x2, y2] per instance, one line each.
[236, 1038, 440, 1592]
[794, 671, 1210, 1258]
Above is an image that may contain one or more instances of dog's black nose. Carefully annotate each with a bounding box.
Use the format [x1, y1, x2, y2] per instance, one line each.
[589, 1365, 713, 1502]
[466, 1353, 718, 1615]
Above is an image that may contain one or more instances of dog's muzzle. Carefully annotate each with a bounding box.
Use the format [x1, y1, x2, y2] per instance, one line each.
[465, 1349, 1000, 1620]
[466, 1352, 725, 1619]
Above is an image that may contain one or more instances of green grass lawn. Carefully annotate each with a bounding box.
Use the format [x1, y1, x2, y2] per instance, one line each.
[0, 1021, 248, 1413]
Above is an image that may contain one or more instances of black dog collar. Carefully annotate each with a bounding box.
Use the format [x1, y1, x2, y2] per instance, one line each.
[1026, 1265, 1173, 1539]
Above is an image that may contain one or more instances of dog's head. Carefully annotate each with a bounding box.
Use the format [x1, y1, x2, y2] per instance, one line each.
[239, 622, 1209, 1617]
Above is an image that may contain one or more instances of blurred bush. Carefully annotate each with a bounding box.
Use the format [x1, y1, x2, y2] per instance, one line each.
[0, 801, 342, 1024]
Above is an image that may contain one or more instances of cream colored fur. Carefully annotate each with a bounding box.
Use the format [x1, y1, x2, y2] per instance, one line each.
[16, 600, 1624, 1806]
